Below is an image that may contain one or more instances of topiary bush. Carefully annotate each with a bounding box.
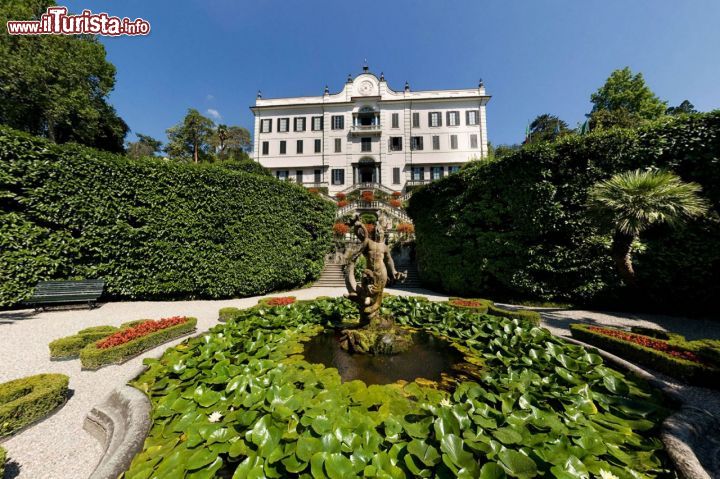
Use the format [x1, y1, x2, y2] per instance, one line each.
[127, 296, 671, 478]
[49, 326, 119, 359]
[0, 374, 69, 437]
[0, 126, 335, 307]
[407, 112, 720, 314]
[80, 317, 197, 370]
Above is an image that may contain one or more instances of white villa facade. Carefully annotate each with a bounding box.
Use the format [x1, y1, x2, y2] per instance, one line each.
[251, 65, 490, 194]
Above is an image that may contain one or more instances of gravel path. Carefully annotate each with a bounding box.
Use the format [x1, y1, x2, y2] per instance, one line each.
[0, 286, 716, 479]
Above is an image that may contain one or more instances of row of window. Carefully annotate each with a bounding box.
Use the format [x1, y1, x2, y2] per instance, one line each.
[327, 165, 461, 186]
[276, 169, 323, 183]
[262, 134, 480, 156]
[260, 110, 480, 133]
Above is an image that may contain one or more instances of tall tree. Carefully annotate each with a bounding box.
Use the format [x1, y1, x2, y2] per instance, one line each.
[210, 124, 252, 161]
[588, 169, 708, 287]
[127, 134, 163, 159]
[0, 0, 128, 152]
[165, 109, 215, 163]
[589, 67, 667, 129]
[527, 114, 570, 144]
[666, 100, 697, 115]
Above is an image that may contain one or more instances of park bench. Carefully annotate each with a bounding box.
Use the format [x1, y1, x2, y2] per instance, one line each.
[25, 279, 105, 310]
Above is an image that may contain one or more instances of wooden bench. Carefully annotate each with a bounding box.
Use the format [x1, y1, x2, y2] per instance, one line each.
[26, 279, 105, 310]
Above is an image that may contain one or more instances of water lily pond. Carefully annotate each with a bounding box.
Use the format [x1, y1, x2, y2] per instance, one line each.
[127, 296, 672, 479]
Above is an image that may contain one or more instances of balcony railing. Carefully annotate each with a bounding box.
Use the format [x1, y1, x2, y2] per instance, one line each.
[350, 123, 382, 135]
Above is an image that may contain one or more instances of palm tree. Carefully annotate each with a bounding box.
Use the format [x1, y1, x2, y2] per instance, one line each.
[588, 169, 709, 287]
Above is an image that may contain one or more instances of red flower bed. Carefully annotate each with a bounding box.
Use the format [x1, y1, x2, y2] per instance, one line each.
[335, 193, 346, 201]
[450, 298, 485, 308]
[360, 191, 374, 202]
[266, 297, 296, 306]
[333, 223, 349, 236]
[97, 317, 188, 349]
[389, 199, 402, 208]
[396, 222, 415, 235]
[391, 191, 402, 199]
[588, 326, 705, 364]
[337, 200, 348, 208]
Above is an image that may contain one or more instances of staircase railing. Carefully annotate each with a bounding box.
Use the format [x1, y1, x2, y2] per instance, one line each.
[336, 201, 412, 223]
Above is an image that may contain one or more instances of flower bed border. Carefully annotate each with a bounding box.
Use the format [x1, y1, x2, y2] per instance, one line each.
[0, 373, 69, 438]
[447, 297, 541, 326]
[570, 323, 720, 389]
[80, 317, 197, 370]
[49, 326, 119, 360]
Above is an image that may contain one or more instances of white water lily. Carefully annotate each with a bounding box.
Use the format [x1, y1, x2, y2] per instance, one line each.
[598, 470, 619, 479]
[208, 411, 223, 423]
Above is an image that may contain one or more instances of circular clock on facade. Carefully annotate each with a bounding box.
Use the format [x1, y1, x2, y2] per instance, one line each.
[358, 80, 374, 95]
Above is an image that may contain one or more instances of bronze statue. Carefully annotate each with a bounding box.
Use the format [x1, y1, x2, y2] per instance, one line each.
[340, 216, 411, 354]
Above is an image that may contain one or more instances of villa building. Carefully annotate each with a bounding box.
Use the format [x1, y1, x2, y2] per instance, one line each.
[251, 65, 490, 194]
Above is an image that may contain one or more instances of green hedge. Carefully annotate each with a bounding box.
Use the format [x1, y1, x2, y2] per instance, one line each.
[447, 297, 541, 326]
[80, 317, 197, 370]
[0, 126, 335, 307]
[0, 374, 69, 437]
[570, 324, 720, 389]
[408, 112, 720, 313]
[49, 326, 119, 359]
[218, 307, 240, 322]
[0, 445, 5, 478]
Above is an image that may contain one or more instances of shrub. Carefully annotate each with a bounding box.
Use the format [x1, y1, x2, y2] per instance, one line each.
[0, 126, 335, 307]
[96, 317, 189, 349]
[49, 326, 119, 359]
[335, 192, 346, 201]
[80, 317, 197, 370]
[0, 374, 69, 437]
[0, 446, 5, 478]
[120, 319, 149, 329]
[218, 307, 241, 322]
[570, 324, 720, 388]
[407, 112, 720, 313]
[332, 222, 349, 237]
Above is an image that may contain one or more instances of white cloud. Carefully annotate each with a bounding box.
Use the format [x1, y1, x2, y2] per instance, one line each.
[206, 108, 222, 121]
[206, 94, 215, 101]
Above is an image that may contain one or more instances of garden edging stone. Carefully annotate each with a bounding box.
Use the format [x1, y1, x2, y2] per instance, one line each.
[563, 337, 719, 479]
[84, 384, 151, 479]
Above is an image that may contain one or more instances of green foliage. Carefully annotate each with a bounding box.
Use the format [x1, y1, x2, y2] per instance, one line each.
[127, 297, 669, 479]
[165, 109, 215, 163]
[486, 304, 541, 327]
[407, 112, 720, 313]
[215, 159, 271, 177]
[127, 134, 163, 160]
[0, 126, 335, 307]
[80, 317, 197, 370]
[211, 124, 252, 161]
[527, 114, 570, 144]
[0, 1, 128, 152]
[0, 445, 5, 478]
[49, 327, 118, 359]
[589, 67, 667, 129]
[588, 169, 709, 237]
[666, 100, 697, 116]
[219, 307, 241, 322]
[0, 373, 69, 437]
[570, 324, 720, 389]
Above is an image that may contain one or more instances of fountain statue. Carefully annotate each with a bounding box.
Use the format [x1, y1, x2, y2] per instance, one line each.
[340, 216, 410, 354]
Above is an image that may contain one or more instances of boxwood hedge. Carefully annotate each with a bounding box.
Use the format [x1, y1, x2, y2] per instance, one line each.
[570, 324, 720, 389]
[0, 126, 335, 307]
[49, 326, 119, 359]
[80, 317, 197, 369]
[408, 112, 720, 313]
[0, 373, 69, 437]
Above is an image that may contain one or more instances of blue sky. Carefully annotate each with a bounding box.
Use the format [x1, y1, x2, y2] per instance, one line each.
[64, 0, 720, 147]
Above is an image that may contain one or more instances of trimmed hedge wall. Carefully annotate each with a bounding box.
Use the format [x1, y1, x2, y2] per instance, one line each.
[80, 317, 197, 369]
[408, 112, 720, 313]
[49, 326, 118, 359]
[0, 126, 335, 307]
[570, 324, 720, 389]
[0, 373, 69, 437]
[447, 297, 542, 326]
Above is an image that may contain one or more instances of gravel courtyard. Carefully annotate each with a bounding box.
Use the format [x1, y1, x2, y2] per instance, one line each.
[1, 286, 717, 479]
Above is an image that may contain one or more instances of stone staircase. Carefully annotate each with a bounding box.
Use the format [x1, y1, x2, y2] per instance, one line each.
[314, 263, 345, 287]
[391, 262, 423, 290]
